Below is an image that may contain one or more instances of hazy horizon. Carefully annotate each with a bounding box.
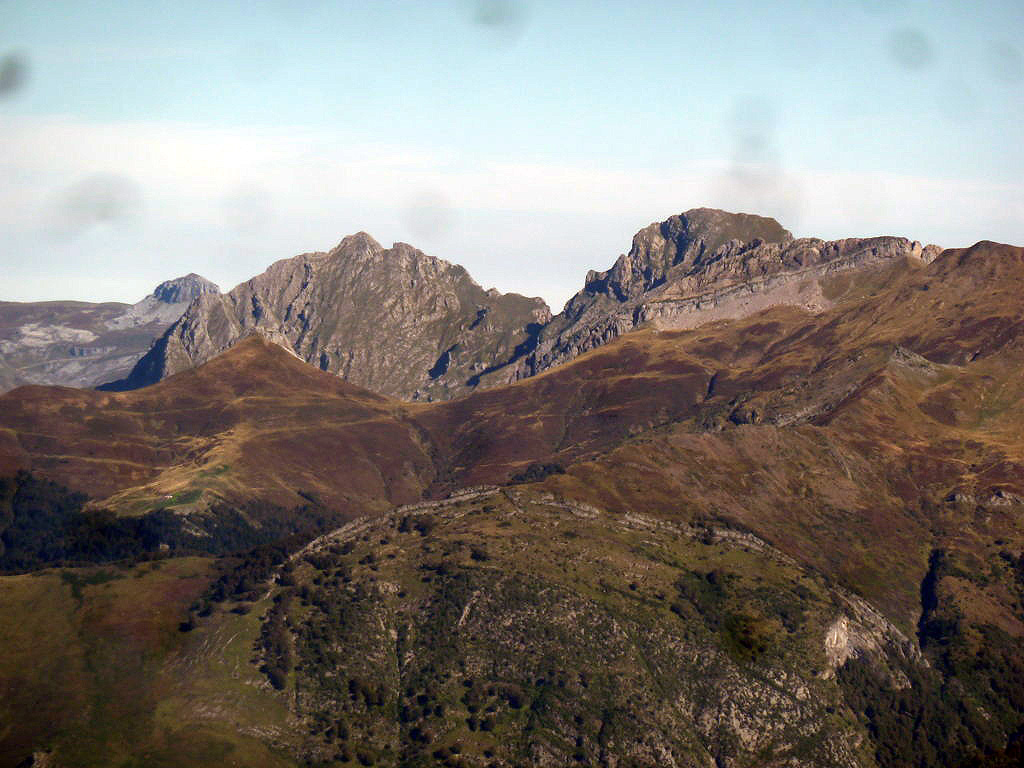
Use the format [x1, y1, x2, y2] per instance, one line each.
[2, 0, 1022, 309]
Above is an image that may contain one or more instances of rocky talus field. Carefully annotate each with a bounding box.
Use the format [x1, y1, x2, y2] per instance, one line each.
[0, 214, 1022, 767]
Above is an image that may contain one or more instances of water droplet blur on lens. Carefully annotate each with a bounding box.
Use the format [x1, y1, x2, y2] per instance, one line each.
[48, 174, 144, 238]
[0, 53, 28, 97]
[403, 190, 456, 244]
[464, 0, 528, 43]
[711, 96, 802, 230]
[887, 27, 934, 71]
[988, 41, 1023, 84]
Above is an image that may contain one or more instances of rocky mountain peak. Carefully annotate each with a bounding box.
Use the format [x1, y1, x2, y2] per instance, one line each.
[467, 210, 942, 390]
[151, 273, 220, 305]
[331, 231, 384, 257]
[120, 235, 551, 400]
[110, 207, 945, 402]
[591, 208, 793, 302]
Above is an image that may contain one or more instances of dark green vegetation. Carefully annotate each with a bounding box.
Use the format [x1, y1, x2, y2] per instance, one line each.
[839, 543, 1024, 767]
[264, 490, 871, 766]
[238, 487, 1021, 768]
[0, 470, 344, 573]
[507, 462, 565, 485]
[0, 239, 1022, 765]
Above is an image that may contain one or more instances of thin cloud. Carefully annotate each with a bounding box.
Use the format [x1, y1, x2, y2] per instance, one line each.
[1, 114, 1022, 308]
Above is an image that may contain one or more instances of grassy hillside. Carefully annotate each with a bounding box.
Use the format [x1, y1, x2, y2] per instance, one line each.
[0, 556, 305, 768]
[0, 242, 1022, 765]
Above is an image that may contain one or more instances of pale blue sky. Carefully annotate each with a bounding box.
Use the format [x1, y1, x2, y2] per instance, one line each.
[1, 0, 1022, 308]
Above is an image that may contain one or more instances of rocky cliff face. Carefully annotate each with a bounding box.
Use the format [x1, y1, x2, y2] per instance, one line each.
[0, 275, 219, 392]
[474, 208, 942, 387]
[121, 234, 551, 400]
[105, 273, 220, 331]
[119, 209, 942, 401]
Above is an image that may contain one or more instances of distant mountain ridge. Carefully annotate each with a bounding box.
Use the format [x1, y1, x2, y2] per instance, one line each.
[0, 208, 946, 400]
[105, 273, 219, 331]
[120, 208, 943, 399]
[0, 274, 220, 392]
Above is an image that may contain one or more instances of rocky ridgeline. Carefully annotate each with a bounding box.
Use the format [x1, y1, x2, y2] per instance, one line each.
[477, 209, 942, 387]
[121, 233, 551, 400]
[0, 274, 220, 392]
[121, 208, 942, 399]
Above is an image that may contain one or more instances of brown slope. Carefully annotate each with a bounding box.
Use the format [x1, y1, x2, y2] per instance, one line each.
[417, 243, 1024, 493]
[4, 242, 1024, 511]
[0, 323, 729, 516]
[2, 243, 1023, 589]
[0, 335, 436, 516]
[514, 241, 1024, 630]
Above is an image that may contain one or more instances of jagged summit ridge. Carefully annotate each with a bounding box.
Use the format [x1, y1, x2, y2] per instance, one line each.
[120, 234, 551, 400]
[468, 209, 941, 388]
[117, 207, 943, 399]
[585, 208, 794, 302]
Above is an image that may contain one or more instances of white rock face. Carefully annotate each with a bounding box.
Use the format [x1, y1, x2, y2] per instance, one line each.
[824, 615, 862, 669]
[822, 594, 924, 686]
[14, 323, 99, 348]
[0, 274, 219, 392]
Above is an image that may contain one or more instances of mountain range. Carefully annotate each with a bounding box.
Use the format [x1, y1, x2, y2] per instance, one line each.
[0, 211, 1022, 768]
[0, 209, 946, 403]
[108, 209, 943, 401]
[0, 273, 219, 392]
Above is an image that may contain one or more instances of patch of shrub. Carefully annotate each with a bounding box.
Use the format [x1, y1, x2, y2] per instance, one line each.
[0, 472, 346, 574]
[508, 462, 566, 485]
[721, 613, 773, 664]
